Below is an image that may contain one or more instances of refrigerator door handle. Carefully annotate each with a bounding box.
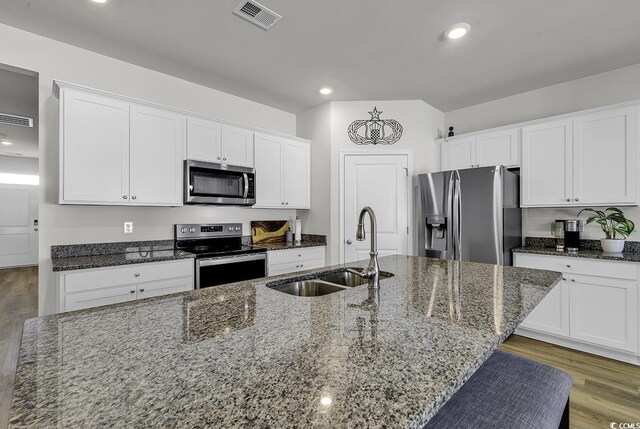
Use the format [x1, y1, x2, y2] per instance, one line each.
[446, 173, 456, 260]
[452, 171, 462, 261]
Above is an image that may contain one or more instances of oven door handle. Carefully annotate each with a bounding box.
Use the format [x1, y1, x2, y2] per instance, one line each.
[197, 253, 266, 267]
[243, 173, 249, 199]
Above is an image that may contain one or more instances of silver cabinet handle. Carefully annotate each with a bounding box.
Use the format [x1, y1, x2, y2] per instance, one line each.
[135, 273, 140, 277]
[346, 239, 353, 245]
[570, 279, 575, 282]
[223, 157, 227, 161]
[300, 264, 303, 267]
[574, 198, 579, 202]
[562, 277, 567, 281]
[285, 202, 289, 205]
[217, 156, 221, 160]
[130, 290, 135, 294]
[132, 196, 137, 200]
[565, 198, 570, 202]
[298, 254, 302, 257]
[123, 195, 128, 199]
[566, 265, 571, 268]
[281, 202, 285, 205]
[139, 288, 145, 292]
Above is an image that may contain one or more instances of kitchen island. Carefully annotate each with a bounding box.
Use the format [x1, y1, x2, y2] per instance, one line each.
[9, 255, 561, 428]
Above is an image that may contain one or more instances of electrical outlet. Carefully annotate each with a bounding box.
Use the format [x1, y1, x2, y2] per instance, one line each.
[124, 222, 133, 234]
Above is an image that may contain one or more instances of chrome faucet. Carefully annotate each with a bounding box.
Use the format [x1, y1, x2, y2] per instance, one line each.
[347, 206, 380, 289]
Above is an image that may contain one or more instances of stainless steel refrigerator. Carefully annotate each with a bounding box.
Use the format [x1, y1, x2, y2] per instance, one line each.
[418, 166, 521, 265]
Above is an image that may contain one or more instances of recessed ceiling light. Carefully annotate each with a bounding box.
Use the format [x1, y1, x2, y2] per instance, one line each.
[89, 0, 110, 4]
[1, 140, 12, 146]
[319, 87, 333, 95]
[445, 23, 470, 40]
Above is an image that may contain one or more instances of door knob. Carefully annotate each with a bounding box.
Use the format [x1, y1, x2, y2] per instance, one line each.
[346, 239, 353, 245]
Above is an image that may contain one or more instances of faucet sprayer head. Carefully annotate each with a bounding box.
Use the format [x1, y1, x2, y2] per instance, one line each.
[356, 222, 365, 241]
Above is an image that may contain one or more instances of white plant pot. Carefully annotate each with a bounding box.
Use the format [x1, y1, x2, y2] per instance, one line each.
[601, 238, 625, 253]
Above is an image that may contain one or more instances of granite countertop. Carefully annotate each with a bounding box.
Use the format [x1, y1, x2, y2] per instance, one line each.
[10, 255, 561, 428]
[51, 249, 196, 272]
[513, 246, 640, 262]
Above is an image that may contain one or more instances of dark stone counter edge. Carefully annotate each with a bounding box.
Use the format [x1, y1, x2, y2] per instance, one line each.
[513, 247, 640, 262]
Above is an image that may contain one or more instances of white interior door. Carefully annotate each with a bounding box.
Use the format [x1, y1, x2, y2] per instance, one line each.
[343, 154, 409, 263]
[0, 184, 38, 268]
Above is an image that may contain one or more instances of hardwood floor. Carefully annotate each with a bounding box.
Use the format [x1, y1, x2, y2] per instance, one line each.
[501, 334, 640, 429]
[0, 267, 37, 429]
[0, 272, 637, 429]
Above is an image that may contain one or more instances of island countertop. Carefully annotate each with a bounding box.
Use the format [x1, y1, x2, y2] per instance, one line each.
[9, 255, 561, 429]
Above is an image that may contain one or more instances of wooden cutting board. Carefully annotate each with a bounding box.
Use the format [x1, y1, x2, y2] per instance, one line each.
[251, 220, 290, 244]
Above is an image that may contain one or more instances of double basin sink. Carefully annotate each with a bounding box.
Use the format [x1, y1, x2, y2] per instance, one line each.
[268, 269, 394, 297]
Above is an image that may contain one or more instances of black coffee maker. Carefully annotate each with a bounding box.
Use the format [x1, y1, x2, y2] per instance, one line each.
[563, 219, 584, 251]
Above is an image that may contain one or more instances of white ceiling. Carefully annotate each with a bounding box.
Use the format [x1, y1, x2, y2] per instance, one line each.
[0, 65, 38, 158]
[1, 0, 640, 113]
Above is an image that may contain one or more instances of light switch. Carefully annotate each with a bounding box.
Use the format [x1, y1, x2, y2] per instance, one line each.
[124, 222, 133, 234]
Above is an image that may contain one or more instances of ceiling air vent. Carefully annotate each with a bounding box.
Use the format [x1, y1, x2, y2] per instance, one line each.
[0, 113, 33, 128]
[233, 0, 282, 30]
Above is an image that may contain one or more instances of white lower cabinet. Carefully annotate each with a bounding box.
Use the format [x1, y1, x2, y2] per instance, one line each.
[57, 259, 194, 312]
[267, 246, 326, 276]
[514, 253, 639, 364]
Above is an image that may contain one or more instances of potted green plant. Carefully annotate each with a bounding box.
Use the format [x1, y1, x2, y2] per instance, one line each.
[577, 207, 635, 253]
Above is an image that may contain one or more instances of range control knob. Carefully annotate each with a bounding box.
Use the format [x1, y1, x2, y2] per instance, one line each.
[228, 227, 233, 231]
[181, 227, 187, 233]
[189, 227, 196, 233]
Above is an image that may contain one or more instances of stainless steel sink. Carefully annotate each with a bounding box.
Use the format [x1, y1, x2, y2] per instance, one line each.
[268, 280, 347, 297]
[320, 269, 394, 287]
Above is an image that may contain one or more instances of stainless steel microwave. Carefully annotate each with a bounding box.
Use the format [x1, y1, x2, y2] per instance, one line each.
[184, 160, 255, 206]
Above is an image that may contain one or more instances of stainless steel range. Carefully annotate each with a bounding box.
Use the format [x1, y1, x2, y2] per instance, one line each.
[175, 223, 267, 289]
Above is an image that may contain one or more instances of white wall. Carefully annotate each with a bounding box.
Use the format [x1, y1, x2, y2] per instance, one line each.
[444, 63, 640, 242]
[297, 100, 444, 263]
[0, 155, 38, 174]
[0, 23, 297, 315]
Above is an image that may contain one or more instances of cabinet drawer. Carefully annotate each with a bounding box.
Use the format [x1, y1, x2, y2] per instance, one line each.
[64, 259, 194, 293]
[267, 257, 326, 277]
[66, 284, 137, 312]
[137, 276, 193, 299]
[267, 246, 325, 266]
[514, 253, 637, 280]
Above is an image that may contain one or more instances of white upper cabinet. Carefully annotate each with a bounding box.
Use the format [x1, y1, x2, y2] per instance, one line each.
[57, 83, 185, 206]
[441, 136, 475, 170]
[522, 106, 638, 207]
[221, 125, 254, 168]
[475, 128, 519, 167]
[186, 119, 254, 168]
[254, 133, 310, 209]
[130, 105, 185, 206]
[283, 140, 311, 208]
[61, 89, 130, 204]
[521, 119, 573, 207]
[186, 117, 222, 163]
[255, 133, 283, 208]
[572, 107, 637, 205]
[440, 128, 519, 171]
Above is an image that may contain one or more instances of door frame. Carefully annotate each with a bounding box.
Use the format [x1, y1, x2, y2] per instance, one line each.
[339, 149, 414, 264]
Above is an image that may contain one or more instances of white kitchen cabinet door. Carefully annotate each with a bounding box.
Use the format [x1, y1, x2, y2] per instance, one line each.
[519, 277, 571, 337]
[130, 105, 185, 206]
[573, 107, 638, 206]
[222, 125, 254, 168]
[475, 128, 519, 167]
[283, 140, 311, 209]
[521, 119, 573, 207]
[254, 133, 284, 208]
[570, 274, 638, 353]
[186, 117, 222, 163]
[137, 276, 192, 299]
[441, 137, 475, 170]
[61, 89, 130, 204]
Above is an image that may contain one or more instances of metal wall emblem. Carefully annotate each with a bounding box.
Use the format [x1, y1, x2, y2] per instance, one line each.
[347, 107, 403, 145]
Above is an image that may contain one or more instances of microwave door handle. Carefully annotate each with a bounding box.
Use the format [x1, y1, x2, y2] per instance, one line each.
[243, 173, 249, 198]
